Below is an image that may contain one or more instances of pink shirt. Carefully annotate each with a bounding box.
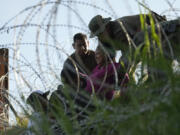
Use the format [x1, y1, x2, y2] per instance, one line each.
[85, 62, 121, 100]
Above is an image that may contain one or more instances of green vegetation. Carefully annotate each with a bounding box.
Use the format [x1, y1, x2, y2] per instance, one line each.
[2, 3, 180, 135]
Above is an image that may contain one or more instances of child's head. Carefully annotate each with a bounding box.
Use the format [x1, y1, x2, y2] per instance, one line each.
[95, 45, 106, 66]
[27, 90, 49, 112]
[95, 42, 116, 66]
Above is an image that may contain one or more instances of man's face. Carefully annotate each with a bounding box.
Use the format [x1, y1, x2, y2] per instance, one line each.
[98, 29, 110, 43]
[74, 39, 89, 55]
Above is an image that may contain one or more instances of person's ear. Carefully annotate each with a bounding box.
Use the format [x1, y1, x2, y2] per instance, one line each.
[87, 40, 89, 48]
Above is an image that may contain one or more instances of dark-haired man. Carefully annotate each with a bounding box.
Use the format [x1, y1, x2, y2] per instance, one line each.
[61, 33, 97, 89]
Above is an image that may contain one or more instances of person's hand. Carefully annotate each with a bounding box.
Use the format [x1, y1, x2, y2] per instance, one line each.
[113, 90, 121, 99]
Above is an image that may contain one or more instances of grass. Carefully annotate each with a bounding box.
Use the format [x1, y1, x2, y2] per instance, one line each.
[1, 2, 180, 135]
[4, 39, 180, 135]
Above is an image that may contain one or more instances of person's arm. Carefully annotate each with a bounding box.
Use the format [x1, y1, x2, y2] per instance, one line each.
[61, 59, 76, 85]
[61, 59, 88, 89]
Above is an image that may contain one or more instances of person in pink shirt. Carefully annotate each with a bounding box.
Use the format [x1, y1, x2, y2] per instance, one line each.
[85, 43, 129, 100]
